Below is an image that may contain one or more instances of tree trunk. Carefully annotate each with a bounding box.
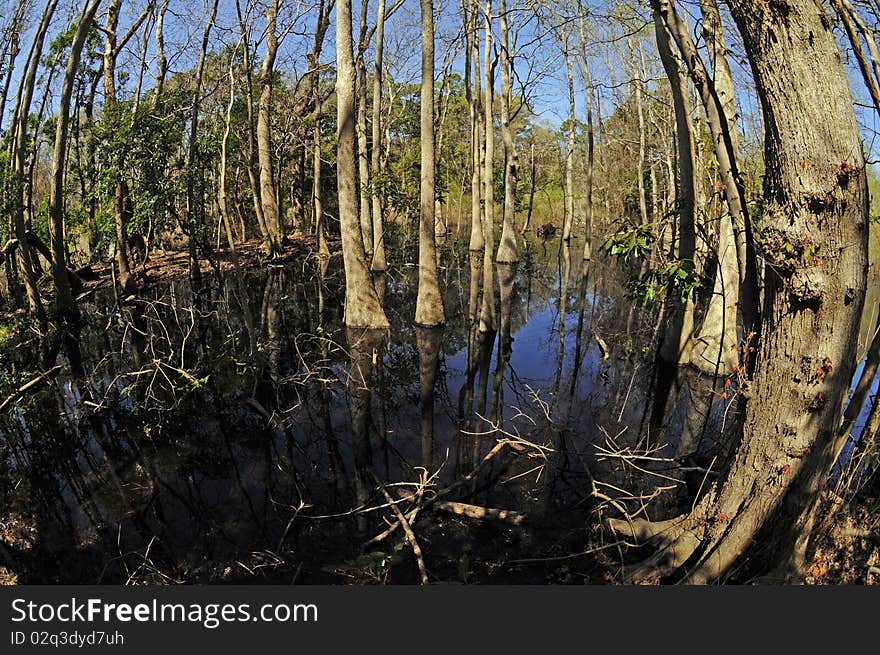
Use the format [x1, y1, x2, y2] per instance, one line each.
[103, 0, 135, 295]
[337, 0, 389, 328]
[9, 0, 58, 320]
[236, 0, 270, 247]
[415, 0, 445, 327]
[371, 0, 388, 270]
[479, 0, 495, 333]
[185, 0, 219, 288]
[576, 8, 594, 261]
[561, 24, 575, 241]
[612, 0, 869, 583]
[495, 0, 518, 264]
[654, 10, 697, 372]
[466, 0, 484, 252]
[257, 0, 282, 255]
[658, 0, 759, 341]
[47, 0, 102, 376]
[314, 95, 330, 259]
[356, 3, 373, 255]
[689, 0, 740, 375]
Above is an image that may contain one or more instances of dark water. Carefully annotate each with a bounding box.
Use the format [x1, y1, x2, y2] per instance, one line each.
[0, 234, 750, 583]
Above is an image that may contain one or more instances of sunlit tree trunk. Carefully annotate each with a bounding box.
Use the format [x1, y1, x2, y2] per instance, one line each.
[479, 0, 496, 333]
[257, 0, 282, 255]
[8, 0, 58, 320]
[103, 0, 135, 294]
[612, 0, 869, 583]
[466, 0, 484, 252]
[689, 0, 741, 375]
[561, 24, 575, 241]
[356, 0, 372, 255]
[370, 0, 388, 270]
[47, 0, 102, 374]
[415, 0, 445, 327]
[337, 0, 389, 328]
[495, 0, 518, 263]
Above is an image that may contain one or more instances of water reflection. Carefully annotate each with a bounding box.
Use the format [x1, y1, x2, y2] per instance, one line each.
[2, 235, 673, 583]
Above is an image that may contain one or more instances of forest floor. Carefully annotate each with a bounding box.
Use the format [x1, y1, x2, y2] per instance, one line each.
[68, 234, 336, 299]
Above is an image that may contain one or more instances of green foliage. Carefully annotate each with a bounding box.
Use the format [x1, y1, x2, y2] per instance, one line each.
[600, 221, 657, 263]
[628, 259, 701, 305]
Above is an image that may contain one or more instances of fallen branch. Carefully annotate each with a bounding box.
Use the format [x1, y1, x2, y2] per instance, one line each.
[0, 365, 63, 413]
[380, 487, 428, 584]
[434, 500, 525, 525]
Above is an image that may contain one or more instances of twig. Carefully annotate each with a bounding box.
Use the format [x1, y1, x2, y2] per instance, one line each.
[380, 487, 428, 584]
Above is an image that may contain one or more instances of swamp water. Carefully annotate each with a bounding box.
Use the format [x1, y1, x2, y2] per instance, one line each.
[0, 234, 810, 583]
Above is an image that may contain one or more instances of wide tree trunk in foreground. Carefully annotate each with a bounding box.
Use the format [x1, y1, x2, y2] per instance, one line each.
[337, 0, 389, 328]
[611, 0, 869, 583]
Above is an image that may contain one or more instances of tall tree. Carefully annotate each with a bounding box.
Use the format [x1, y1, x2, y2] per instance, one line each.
[337, 0, 389, 328]
[415, 0, 445, 327]
[370, 0, 388, 270]
[612, 0, 870, 583]
[257, 0, 283, 255]
[495, 0, 518, 263]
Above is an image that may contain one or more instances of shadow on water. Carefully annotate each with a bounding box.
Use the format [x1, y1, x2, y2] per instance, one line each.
[1, 234, 713, 583]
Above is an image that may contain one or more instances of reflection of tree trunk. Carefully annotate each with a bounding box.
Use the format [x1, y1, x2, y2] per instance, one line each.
[490, 263, 516, 424]
[417, 327, 443, 469]
[568, 261, 590, 397]
[262, 269, 283, 389]
[552, 242, 572, 399]
[346, 327, 385, 528]
[457, 252, 484, 473]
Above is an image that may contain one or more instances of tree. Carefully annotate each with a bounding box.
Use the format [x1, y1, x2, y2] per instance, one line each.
[494, 0, 518, 264]
[415, 0, 445, 327]
[257, 0, 283, 255]
[337, 0, 389, 329]
[611, 0, 870, 583]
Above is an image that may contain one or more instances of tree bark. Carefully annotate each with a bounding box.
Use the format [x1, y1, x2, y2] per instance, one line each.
[415, 0, 445, 327]
[495, 0, 518, 264]
[689, 0, 740, 375]
[337, 0, 389, 328]
[466, 0, 484, 252]
[612, 0, 870, 583]
[103, 0, 135, 294]
[370, 0, 388, 270]
[479, 0, 495, 333]
[257, 0, 283, 255]
[561, 24, 575, 241]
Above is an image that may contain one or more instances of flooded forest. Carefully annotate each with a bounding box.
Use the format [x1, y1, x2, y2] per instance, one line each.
[1, 0, 879, 585]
